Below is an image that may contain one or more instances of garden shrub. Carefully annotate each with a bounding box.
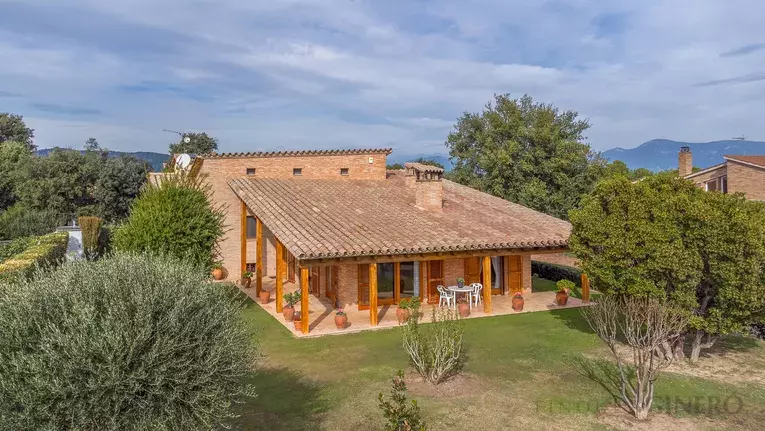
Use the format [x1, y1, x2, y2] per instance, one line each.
[78, 215, 104, 260]
[401, 308, 465, 385]
[0, 204, 67, 240]
[0, 252, 256, 431]
[378, 369, 427, 431]
[0, 231, 68, 282]
[114, 172, 225, 271]
[0, 236, 33, 262]
[531, 260, 582, 286]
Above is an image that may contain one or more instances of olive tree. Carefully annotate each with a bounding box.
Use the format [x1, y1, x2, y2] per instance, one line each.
[570, 173, 765, 362]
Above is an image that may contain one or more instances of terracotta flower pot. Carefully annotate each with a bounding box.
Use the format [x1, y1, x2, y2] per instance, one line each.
[334, 314, 347, 329]
[556, 290, 569, 306]
[259, 290, 271, 304]
[293, 318, 303, 332]
[241, 277, 252, 288]
[211, 268, 225, 281]
[396, 307, 410, 323]
[283, 305, 295, 322]
[512, 295, 524, 312]
[458, 302, 470, 317]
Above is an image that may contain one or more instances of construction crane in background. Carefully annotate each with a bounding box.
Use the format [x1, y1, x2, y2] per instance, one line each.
[162, 129, 190, 143]
[732, 135, 746, 140]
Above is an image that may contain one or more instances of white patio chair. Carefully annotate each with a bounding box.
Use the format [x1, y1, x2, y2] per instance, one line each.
[437, 285, 454, 308]
[471, 283, 483, 308]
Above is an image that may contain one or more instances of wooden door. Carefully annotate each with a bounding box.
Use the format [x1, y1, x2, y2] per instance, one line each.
[357, 264, 370, 310]
[508, 255, 523, 294]
[287, 253, 296, 283]
[310, 267, 321, 296]
[464, 257, 481, 285]
[426, 260, 444, 304]
[325, 266, 338, 308]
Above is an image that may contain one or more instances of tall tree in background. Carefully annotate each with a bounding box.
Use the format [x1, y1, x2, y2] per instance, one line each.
[447, 94, 605, 219]
[168, 132, 219, 155]
[84, 137, 100, 152]
[94, 156, 149, 221]
[0, 141, 32, 211]
[0, 113, 35, 151]
[570, 173, 765, 362]
[412, 157, 445, 169]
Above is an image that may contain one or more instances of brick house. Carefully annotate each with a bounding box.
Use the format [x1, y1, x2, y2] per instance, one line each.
[679, 146, 765, 200]
[190, 148, 572, 334]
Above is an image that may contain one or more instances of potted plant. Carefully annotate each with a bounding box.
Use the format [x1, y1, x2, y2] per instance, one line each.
[512, 292, 524, 312]
[397, 298, 412, 323]
[241, 271, 253, 288]
[334, 309, 347, 329]
[556, 280, 574, 306]
[259, 288, 271, 304]
[293, 312, 303, 332]
[282, 291, 301, 321]
[457, 298, 470, 317]
[456, 277, 465, 288]
[211, 262, 225, 281]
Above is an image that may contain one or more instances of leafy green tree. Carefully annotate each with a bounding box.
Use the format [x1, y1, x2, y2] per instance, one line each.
[94, 156, 149, 221]
[168, 132, 219, 155]
[0, 141, 32, 211]
[447, 94, 605, 219]
[0, 253, 255, 430]
[387, 163, 404, 170]
[411, 157, 444, 169]
[570, 173, 765, 362]
[0, 113, 35, 150]
[603, 160, 654, 181]
[631, 167, 653, 180]
[114, 172, 225, 270]
[83, 137, 100, 152]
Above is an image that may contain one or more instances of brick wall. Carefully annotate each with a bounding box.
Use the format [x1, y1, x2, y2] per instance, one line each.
[443, 259, 465, 286]
[198, 152, 388, 279]
[727, 160, 765, 200]
[415, 180, 443, 211]
[522, 254, 532, 293]
[337, 263, 358, 308]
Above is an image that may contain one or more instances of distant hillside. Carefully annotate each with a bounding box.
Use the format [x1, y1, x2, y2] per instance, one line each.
[602, 139, 765, 171]
[387, 153, 453, 171]
[36, 149, 168, 172]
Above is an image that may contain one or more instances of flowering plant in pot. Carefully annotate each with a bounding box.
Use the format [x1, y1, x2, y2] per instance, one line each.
[397, 298, 413, 323]
[241, 271, 253, 288]
[334, 309, 347, 329]
[456, 297, 470, 317]
[211, 262, 225, 281]
[282, 291, 301, 322]
[555, 280, 574, 306]
[456, 277, 465, 288]
[512, 292, 524, 312]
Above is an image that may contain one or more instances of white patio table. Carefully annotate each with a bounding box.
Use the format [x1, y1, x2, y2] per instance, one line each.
[447, 285, 474, 310]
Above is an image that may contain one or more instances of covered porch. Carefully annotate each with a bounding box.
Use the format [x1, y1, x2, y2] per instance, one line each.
[240, 276, 589, 338]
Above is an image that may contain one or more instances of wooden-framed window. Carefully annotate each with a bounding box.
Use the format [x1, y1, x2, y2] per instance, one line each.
[293, 168, 302, 176]
[245, 216, 257, 238]
[246, 168, 256, 175]
[340, 168, 349, 176]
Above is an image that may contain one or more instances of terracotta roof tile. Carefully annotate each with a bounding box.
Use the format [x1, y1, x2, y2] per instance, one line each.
[724, 155, 765, 168]
[404, 162, 445, 174]
[228, 172, 571, 261]
[199, 148, 392, 159]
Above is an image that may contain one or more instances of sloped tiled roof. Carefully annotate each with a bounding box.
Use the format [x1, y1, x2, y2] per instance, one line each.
[229, 172, 571, 261]
[199, 148, 392, 159]
[724, 155, 765, 168]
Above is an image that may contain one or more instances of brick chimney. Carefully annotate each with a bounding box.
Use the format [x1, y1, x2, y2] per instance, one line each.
[678, 146, 692, 177]
[405, 163, 444, 211]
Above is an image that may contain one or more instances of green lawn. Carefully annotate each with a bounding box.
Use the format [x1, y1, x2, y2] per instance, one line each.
[230, 282, 765, 430]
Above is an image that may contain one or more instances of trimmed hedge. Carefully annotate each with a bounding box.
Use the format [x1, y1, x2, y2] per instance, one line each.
[0, 231, 69, 282]
[531, 260, 583, 287]
[0, 205, 67, 240]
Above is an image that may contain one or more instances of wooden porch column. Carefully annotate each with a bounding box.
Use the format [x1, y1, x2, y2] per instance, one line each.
[369, 263, 378, 326]
[275, 240, 284, 313]
[581, 273, 591, 303]
[300, 266, 310, 334]
[482, 256, 492, 313]
[255, 218, 263, 296]
[240, 202, 247, 276]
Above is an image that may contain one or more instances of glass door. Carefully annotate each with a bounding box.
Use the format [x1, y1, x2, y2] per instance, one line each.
[357, 264, 370, 310]
[399, 262, 415, 301]
[377, 263, 395, 305]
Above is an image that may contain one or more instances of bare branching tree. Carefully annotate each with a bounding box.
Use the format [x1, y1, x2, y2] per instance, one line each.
[581, 295, 688, 420]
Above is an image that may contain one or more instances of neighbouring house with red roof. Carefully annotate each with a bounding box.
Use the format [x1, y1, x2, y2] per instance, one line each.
[679, 146, 765, 200]
[182, 148, 575, 334]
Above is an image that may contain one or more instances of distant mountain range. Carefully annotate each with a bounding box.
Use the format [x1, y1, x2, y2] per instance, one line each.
[603, 139, 765, 171]
[36, 149, 168, 172]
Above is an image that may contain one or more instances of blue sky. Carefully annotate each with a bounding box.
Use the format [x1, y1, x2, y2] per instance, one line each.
[1, 0, 764, 156]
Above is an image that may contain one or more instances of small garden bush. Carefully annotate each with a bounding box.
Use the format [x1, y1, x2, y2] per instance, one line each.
[378, 369, 427, 431]
[531, 260, 582, 286]
[401, 308, 465, 385]
[0, 253, 256, 431]
[0, 204, 67, 240]
[0, 231, 68, 282]
[114, 172, 226, 271]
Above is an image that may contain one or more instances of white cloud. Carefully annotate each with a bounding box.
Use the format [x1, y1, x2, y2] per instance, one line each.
[0, 0, 764, 155]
